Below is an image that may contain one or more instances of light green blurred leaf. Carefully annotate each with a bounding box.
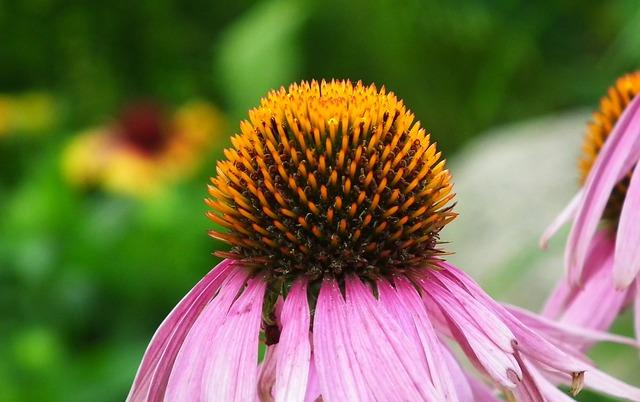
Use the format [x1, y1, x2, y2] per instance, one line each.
[215, 0, 307, 113]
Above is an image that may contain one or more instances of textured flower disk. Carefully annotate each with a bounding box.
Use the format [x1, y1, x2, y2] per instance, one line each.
[207, 80, 456, 281]
[580, 72, 640, 221]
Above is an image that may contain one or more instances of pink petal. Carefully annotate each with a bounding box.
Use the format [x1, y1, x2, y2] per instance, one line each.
[466, 376, 503, 402]
[126, 260, 236, 402]
[510, 352, 545, 402]
[435, 264, 588, 375]
[312, 278, 372, 401]
[432, 273, 516, 353]
[541, 278, 574, 320]
[421, 279, 521, 387]
[275, 279, 311, 402]
[202, 276, 267, 402]
[566, 95, 640, 285]
[258, 345, 278, 401]
[636, 280, 640, 343]
[304, 356, 321, 402]
[343, 276, 441, 401]
[540, 189, 584, 249]
[615, 163, 640, 288]
[560, 258, 627, 332]
[440, 346, 507, 402]
[164, 267, 250, 401]
[506, 304, 639, 349]
[380, 278, 459, 400]
[543, 229, 615, 319]
[527, 363, 576, 402]
[437, 344, 473, 401]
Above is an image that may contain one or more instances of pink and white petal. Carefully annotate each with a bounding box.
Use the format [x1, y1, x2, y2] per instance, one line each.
[313, 279, 372, 401]
[258, 345, 278, 402]
[615, 163, 640, 288]
[566, 95, 640, 285]
[422, 281, 521, 387]
[436, 264, 588, 375]
[636, 280, 640, 342]
[430, 273, 516, 352]
[543, 230, 614, 319]
[510, 353, 545, 402]
[202, 277, 267, 402]
[506, 304, 639, 349]
[540, 188, 584, 249]
[164, 267, 250, 401]
[467, 377, 503, 402]
[275, 279, 311, 402]
[378, 278, 464, 401]
[542, 278, 574, 320]
[438, 344, 474, 401]
[560, 260, 627, 333]
[544, 229, 616, 319]
[528, 364, 576, 402]
[440, 345, 503, 402]
[304, 356, 321, 402]
[377, 280, 418, 336]
[344, 276, 440, 401]
[127, 260, 236, 402]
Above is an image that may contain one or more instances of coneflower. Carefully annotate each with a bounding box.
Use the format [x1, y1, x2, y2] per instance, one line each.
[129, 80, 640, 401]
[541, 72, 640, 336]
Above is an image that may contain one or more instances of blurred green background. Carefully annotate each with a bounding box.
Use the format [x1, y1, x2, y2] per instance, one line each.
[1, 0, 640, 400]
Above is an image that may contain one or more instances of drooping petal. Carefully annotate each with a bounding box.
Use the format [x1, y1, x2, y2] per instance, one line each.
[439, 344, 502, 402]
[560, 258, 627, 332]
[202, 276, 267, 402]
[421, 279, 521, 387]
[164, 267, 249, 401]
[506, 304, 639, 349]
[313, 278, 372, 401]
[258, 345, 278, 402]
[539, 189, 584, 249]
[528, 363, 576, 402]
[343, 276, 441, 401]
[437, 343, 473, 401]
[127, 260, 236, 402]
[566, 95, 640, 285]
[275, 279, 311, 402]
[541, 278, 574, 321]
[636, 280, 640, 343]
[432, 273, 516, 353]
[615, 163, 640, 288]
[436, 264, 588, 375]
[304, 356, 321, 402]
[543, 229, 615, 319]
[466, 376, 503, 402]
[510, 352, 545, 402]
[377, 278, 457, 400]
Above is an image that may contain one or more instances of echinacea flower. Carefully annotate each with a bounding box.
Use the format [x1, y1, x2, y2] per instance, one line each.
[541, 72, 640, 336]
[62, 100, 225, 198]
[129, 80, 640, 401]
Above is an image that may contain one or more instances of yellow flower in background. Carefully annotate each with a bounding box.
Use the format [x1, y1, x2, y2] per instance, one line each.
[0, 92, 57, 137]
[62, 100, 226, 198]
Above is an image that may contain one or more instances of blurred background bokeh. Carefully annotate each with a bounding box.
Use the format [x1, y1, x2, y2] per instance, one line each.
[1, 1, 639, 400]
